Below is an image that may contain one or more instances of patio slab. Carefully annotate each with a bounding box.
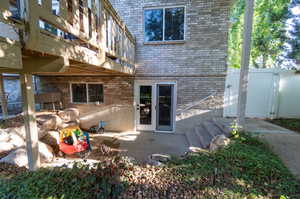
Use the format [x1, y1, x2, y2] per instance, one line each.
[97, 131, 189, 163]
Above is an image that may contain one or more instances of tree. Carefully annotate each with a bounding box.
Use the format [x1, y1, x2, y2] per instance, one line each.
[228, 0, 291, 68]
[286, 0, 300, 65]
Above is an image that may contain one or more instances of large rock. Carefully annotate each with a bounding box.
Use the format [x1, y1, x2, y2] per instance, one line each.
[38, 141, 54, 162]
[58, 108, 80, 123]
[0, 142, 54, 167]
[5, 125, 47, 140]
[61, 121, 79, 129]
[37, 114, 63, 131]
[209, 134, 231, 152]
[0, 129, 25, 154]
[147, 154, 171, 166]
[0, 129, 10, 142]
[0, 126, 49, 154]
[40, 131, 60, 154]
[0, 142, 15, 153]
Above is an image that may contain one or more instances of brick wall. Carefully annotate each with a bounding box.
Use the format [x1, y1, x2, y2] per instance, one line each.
[37, 76, 135, 132]
[110, 0, 232, 114]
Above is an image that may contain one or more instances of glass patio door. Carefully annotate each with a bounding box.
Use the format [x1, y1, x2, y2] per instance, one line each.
[136, 84, 156, 131]
[135, 81, 176, 132]
[156, 84, 174, 131]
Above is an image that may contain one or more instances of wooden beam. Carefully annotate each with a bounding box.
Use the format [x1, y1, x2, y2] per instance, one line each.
[0, 74, 8, 119]
[237, 0, 255, 127]
[20, 73, 40, 171]
[23, 56, 70, 73]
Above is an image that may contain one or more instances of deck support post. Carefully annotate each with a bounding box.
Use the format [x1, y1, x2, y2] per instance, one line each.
[0, 74, 8, 120]
[20, 73, 40, 171]
[237, 0, 255, 128]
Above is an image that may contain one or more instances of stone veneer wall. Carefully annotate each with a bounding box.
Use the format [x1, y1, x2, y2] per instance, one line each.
[109, 0, 232, 114]
[37, 76, 134, 132]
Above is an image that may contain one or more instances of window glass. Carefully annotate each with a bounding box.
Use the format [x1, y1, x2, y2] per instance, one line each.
[72, 84, 87, 103]
[144, 9, 163, 42]
[165, 7, 185, 41]
[88, 84, 103, 103]
[9, 0, 20, 19]
[144, 7, 185, 42]
[52, 0, 60, 15]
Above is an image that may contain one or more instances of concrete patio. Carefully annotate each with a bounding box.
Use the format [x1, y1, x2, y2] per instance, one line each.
[95, 131, 189, 163]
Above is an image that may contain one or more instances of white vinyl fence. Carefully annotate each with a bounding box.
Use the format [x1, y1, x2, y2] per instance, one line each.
[223, 68, 300, 119]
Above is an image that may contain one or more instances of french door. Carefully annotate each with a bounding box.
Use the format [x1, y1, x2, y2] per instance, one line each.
[135, 81, 176, 132]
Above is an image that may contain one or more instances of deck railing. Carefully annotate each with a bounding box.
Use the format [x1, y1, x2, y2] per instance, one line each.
[0, 0, 135, 71]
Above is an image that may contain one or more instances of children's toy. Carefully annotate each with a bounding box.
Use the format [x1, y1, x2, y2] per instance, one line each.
[89, 121, 106, 134]
[59, 126, 92, 158]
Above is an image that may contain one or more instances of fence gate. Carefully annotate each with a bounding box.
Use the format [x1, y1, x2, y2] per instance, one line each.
[223, 69, 279, 119]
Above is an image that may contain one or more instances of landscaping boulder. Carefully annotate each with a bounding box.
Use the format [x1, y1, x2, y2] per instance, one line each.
[0, 129, 25, 154]
[150, 154, 171, 163]
[38, 141, 54, 162]
[40, 131, 60, 154]
[0, 129, 10, 142]
[58, 108, 80, 123]
[37, 114, 63, 131]
[209, 134, 231, 152]
[0, 142, 54, 167]
[147, 154, 171, 166]
[0, 126, 49, 154]
[0, 148, 28, 167]
[61, 121, 79, 129]
[0, 142, 15, 153]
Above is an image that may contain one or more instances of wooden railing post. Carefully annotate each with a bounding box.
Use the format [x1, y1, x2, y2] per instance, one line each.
[20, 73, 40, 171]
[24, 0, 40, 49]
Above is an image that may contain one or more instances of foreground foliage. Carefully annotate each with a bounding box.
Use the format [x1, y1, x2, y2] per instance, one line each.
[0, 134, 299, 199]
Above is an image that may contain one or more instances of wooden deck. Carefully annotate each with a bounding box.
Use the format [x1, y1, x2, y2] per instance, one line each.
[0, 0, 135, 75]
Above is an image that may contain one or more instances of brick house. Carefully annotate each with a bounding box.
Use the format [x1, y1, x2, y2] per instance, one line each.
[0, 0, 232, 133]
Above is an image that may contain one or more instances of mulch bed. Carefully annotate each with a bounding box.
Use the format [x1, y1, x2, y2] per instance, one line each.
[0, 163, 28, 179]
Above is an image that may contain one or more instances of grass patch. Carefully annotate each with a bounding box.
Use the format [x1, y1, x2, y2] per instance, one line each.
[0, 134, 299, 198]
[167, 133, 300, 198]
[269, 119, 300, 134]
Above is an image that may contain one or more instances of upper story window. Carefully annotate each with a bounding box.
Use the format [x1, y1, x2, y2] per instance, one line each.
[144, 7, 185, 42]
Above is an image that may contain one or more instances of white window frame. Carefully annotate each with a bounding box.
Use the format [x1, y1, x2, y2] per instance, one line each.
[143, 5, 186, 43]
[70, 82, 104, 104]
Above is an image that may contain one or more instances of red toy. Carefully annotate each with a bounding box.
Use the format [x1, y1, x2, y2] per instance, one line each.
[58, 126, 91, 158]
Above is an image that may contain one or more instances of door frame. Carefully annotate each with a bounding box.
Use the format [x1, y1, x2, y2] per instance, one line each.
[134, 80, 177, 133]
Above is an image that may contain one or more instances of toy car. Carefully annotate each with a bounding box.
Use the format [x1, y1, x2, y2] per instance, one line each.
[58, 126, 92, 158]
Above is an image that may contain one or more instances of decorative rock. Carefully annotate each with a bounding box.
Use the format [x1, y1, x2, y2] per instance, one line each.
[61, 121, 79, 129]
[40, 131, 60, 154]
[0, 142, 54, 167]
[0, 142, 15, 153]
[0, 148, 28, 167]
[38, 141, 54, 162]
[150, 154, 171, 163]
[58, 108, 80, 123]
[147, 154, 171, 166]
[209, 134, 231, 152]
[37, 114, 63, 131]
[0, 129, 9, 142]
